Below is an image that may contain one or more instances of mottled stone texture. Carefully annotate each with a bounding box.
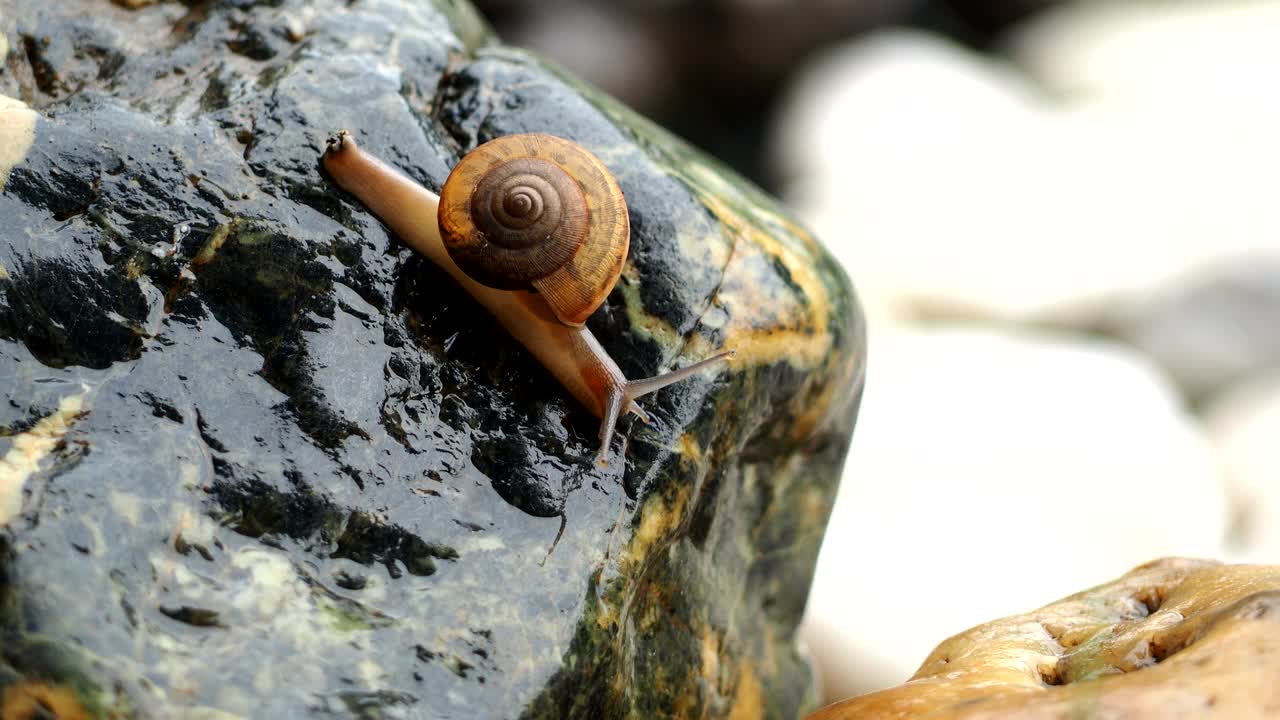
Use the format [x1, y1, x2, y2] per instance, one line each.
[0, 1, 864, 718]
[808, 559, 1280, 720]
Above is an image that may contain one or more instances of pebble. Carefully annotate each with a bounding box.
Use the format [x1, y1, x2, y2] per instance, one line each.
[774, 1, 1280, 705]
[1009, 0, 1280, 108]
[774, 27, 1280, 327]
[802, 326, 1227, 700]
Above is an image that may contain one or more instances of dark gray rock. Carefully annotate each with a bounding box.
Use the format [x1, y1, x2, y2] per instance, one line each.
[1103, 261, 1280, 403]
[0, 1, 865, 718]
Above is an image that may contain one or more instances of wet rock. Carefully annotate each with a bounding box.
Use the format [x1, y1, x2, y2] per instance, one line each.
[801, 326, 1226, 700]
[808, 558, 1280, 720]
[0, 1, 864, 718]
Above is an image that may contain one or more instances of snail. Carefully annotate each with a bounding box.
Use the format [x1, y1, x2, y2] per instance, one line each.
[322, 131, 733, 465]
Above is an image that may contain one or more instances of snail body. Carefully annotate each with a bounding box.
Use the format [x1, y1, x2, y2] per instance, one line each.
[322, 132, 731, 465]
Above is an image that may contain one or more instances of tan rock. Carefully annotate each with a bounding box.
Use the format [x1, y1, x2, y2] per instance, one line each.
[808, 558, 1280, 719]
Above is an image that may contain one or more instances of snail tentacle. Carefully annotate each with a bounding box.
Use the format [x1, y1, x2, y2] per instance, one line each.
[594, 349, 736, 466]
[626, 401, 650, 424]
[595, 386, 625, 467]
[622, 351, 736, 403]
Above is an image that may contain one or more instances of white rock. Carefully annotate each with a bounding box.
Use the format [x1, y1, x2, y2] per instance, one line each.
[774, 27, 1280, 326]
[1203, 372, 1280, 563]
[1009, 0, 1280, 110]
[802, 326, 1227, 701]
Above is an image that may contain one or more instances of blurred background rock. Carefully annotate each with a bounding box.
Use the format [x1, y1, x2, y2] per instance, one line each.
[473, 0, 1058, 190]
[476, 0, 1280, 706]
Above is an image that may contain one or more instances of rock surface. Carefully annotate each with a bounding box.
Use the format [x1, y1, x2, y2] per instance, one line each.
[807, 558, 1280, 719]
[801, 327, 1226, 700]
[0, 2, 864, 718]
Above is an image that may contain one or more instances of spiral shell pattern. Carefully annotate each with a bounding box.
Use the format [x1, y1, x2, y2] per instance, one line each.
[439, 134, 629, 327]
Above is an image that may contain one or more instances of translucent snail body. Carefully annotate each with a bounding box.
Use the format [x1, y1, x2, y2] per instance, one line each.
[322, 132, 731, 464]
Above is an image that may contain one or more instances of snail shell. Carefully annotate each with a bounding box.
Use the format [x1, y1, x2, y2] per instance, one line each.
[438, 134, 629, 327]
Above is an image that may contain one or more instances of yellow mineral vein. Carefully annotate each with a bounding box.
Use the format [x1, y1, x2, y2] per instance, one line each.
[0, 95, 38, 192]
[0, 393, 88, 526]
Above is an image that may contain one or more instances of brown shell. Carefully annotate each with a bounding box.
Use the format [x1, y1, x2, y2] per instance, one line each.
[438, 134, 629, 327]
